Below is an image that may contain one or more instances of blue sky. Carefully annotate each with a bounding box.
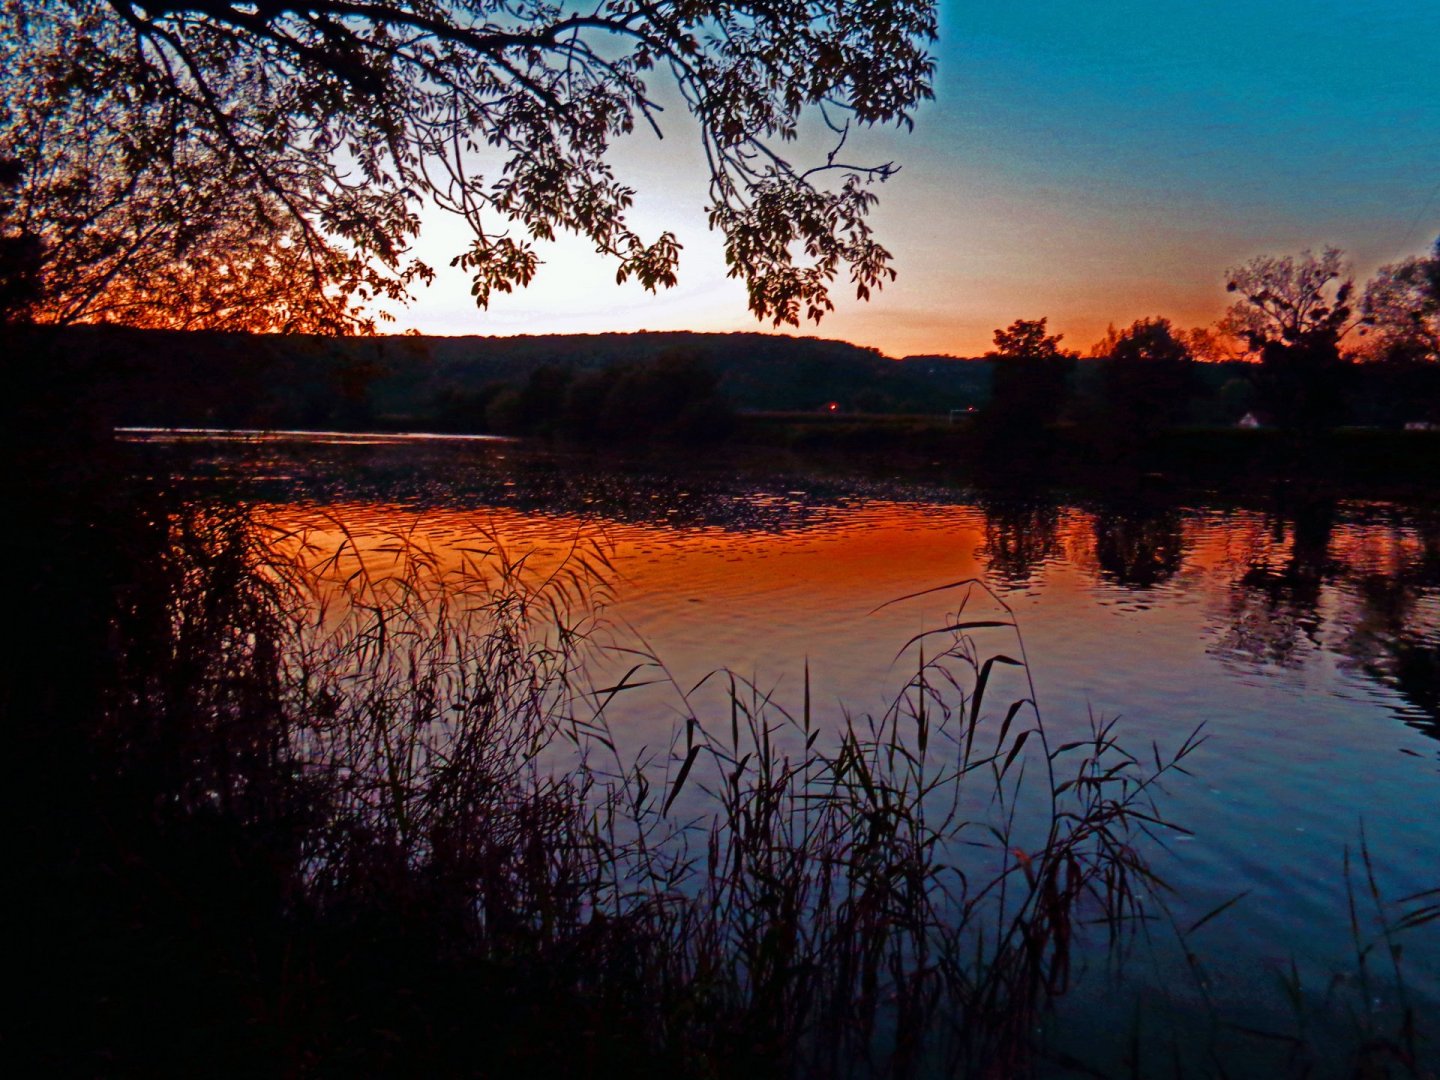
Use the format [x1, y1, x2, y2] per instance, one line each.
[398, 0, 1440, 356]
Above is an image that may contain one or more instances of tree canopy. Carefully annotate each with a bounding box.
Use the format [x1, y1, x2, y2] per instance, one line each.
[1220, 247, 1355, 354]
[1221, 248, 1355, 431]
[1097, 316, 1194, 431]
[986, 317, 1072, 363]
[1106, 316, 1190, 367]
[1360, 237, 1440, 363]
[983, 317, 1076, 431]
[2, 0, 937, 332]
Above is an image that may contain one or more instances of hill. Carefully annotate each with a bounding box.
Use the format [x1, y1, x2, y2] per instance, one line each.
[44, 326, 997, 430]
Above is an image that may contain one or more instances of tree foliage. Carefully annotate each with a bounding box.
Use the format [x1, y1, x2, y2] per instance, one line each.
[1359, 236, 1440, 363]
[1220, 246, 1356, 353]
[984, 317, 1076, 430]
[3, 4, 415, 332]
[0, 157, 44, 325]
[1085, 322, 1122, 360]
[1221, 248, 1355, 431]
[987, 317, 1071, 363]
[1098, 316, 1194, 431]
[482, 349, 733, 441]
[1108, 316, 1191, 368]
[2, 0, 937, 332]
[1176, 324, 1245, 364]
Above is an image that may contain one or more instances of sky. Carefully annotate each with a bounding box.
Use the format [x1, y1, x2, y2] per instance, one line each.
[393, 0, 1440, 358]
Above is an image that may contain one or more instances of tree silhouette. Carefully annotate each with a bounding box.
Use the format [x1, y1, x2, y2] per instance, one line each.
[3, 1, 937, 331]
[1097, 316, 1195, 433]
[989, 318, 1068, 363]
[3, 15, 415, 333]
[984, 317, 1076, 431]
[1222, 247, 1356, 432]
[0, 158, 43, 325]
[1359, 235, 1440, 364]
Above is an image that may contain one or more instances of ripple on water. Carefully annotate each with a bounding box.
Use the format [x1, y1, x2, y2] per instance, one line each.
[136, 434, 1440, 1019]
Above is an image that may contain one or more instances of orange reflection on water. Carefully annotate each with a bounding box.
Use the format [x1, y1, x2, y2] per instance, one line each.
[249, 492, 1440, 745]
[252, 497, 1025, 728]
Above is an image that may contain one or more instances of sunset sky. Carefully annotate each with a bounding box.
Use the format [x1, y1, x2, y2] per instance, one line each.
[398, 0, 1440, 358]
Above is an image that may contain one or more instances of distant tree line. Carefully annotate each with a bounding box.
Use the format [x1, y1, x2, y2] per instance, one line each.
[11, 222, 1438, 444]
[979, 237, 1440, 443]
[28, 326, 997, 433]
[438, 350, 736, 444]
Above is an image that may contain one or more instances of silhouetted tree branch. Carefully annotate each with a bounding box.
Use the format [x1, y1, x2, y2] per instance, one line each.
[3, 0, 937, 330]
[1221, 248, 1356, 432]
[1221, 247, 1357, 351]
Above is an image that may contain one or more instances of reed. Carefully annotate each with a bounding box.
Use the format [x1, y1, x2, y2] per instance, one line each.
[41, 497, 1209, 1075]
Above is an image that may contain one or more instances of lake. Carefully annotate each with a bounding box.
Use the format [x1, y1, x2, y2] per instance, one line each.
[123, 428, 1439, 1070]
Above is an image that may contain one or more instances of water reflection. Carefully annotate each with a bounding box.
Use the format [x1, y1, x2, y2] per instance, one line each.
[974, 495, 1063, 588]
[1091, 501, 1186, 589]
[967, 486, 1440, 746]
[120, 435, 1440, 1037]
[1339, 574, 1440, 739]
[1212, 498, 1336, 670]
[130, 433, 1440, 749]
[1198, 494, 1440, 741]
[1325, 506, 1440, 741]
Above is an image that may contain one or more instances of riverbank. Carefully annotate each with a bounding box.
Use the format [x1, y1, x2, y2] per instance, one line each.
[731, 413, 1440, 497]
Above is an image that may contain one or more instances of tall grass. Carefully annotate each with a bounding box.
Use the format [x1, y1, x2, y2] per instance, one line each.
[64, 497, 1210, 1076]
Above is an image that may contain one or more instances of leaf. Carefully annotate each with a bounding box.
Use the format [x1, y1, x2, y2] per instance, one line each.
[662, 745, 701, 817]
[1187, 890, 1252, 935]
[995, 699, 1028, 755]
[1001, 728, 1032, 777]
[970, 654, 1022, 734]
[893, 620, 1014, 661]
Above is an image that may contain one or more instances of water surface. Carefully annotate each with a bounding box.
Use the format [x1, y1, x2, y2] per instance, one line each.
[127, 431, 1440, 1065]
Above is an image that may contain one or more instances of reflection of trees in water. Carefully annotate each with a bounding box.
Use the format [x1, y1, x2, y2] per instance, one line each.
[1091, 504, 1186, 589]
[1218, 580, 1324, 669]
[1386, 641, 1440, 739]
[975, 497, 1063, 588]
[1324, 506, 1440, 743]
[1214, 498, 1440, 741]
[1213, 498, 1336, 669]
[145, 438, 1440, 744]
[141, 439, 968, 535]
[1335, 573, 1440, 743]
